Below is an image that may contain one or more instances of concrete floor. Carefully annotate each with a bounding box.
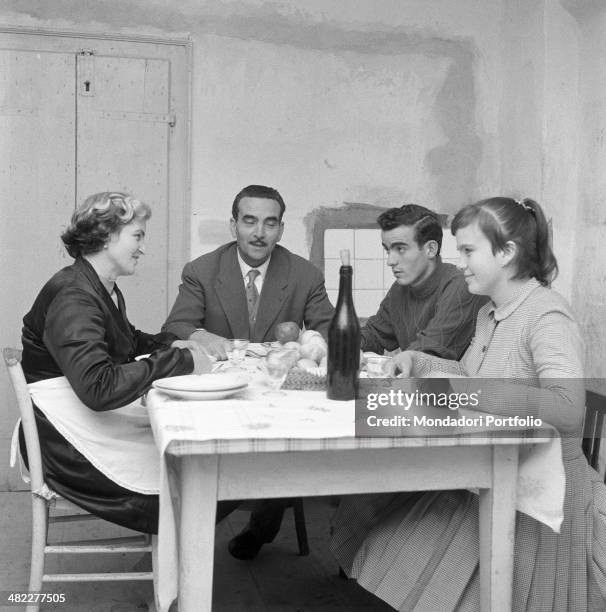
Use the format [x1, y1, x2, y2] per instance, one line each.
[0, 492, 391, 611]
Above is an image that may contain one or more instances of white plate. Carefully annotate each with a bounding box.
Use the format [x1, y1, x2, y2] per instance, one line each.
[153, 373, 246, 392]
[153, 385, 247, 401]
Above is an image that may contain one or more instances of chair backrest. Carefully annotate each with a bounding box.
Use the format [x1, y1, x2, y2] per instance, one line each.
[3, 348, 45, 492]
[582, 390, 606, 475]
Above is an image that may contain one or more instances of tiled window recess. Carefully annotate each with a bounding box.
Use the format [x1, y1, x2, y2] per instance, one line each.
[324, 228, 459, 318]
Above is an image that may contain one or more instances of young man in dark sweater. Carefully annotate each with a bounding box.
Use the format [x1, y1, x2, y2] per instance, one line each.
[361, 204, 486, 359]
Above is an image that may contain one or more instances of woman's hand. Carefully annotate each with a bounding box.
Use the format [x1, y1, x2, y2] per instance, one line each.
[388, 351, 415, 377]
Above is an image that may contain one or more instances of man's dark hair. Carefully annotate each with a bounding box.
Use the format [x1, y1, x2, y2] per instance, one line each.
[377, 204, 442, 254]
[232, 185, 286, 221]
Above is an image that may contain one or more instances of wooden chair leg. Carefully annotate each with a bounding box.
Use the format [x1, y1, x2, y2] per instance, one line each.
[291, 498, 309, 556]
[27, 496, 48, 612]
[151, 534, 159, 612]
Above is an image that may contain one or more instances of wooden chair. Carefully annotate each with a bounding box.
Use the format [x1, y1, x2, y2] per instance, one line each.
[3, 348, 153, 612]
[583, 389, 606, 483]
[289, 498, 309, 556]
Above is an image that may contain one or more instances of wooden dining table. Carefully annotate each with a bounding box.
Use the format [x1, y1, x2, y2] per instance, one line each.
[146, 367, 558, 612]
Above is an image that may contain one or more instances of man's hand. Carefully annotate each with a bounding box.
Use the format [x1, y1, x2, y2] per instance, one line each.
[388, 351, 414, 377]
[171, 339, 203, 351]
[171, 339, 215, 373]
[188, 329, 229, 360]
[188, 344, 214, 374]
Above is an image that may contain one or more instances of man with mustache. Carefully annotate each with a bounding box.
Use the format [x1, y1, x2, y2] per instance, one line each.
[163, 184, 333, 358]
[163, 184, 334, 559]
[361, 204, 486, 358]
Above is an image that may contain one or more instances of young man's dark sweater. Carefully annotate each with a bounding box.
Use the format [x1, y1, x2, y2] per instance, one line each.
[361, 258, 487, 359]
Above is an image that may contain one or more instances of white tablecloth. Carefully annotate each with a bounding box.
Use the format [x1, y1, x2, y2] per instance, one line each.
[147, 363, 564, 612]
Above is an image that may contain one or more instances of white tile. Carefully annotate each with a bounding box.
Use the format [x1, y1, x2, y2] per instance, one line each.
[324, 259, 342, 290]
[354, 259, 384, 290]
[327, 289, 338, 307]
[324, 229, 354, 260]
[383, 265, 396, 290]
[354, 229, 384, 259]
[441, 231, 458, 262]
[353, 289, 385, 318]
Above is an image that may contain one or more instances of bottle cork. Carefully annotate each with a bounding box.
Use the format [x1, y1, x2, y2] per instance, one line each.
[340, 249, 351, 266]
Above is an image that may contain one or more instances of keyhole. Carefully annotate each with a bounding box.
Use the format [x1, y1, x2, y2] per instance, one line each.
[84, 80, 91, 92]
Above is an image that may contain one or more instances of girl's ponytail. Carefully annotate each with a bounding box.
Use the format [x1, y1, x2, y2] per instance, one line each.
[522, 198, 557, 286]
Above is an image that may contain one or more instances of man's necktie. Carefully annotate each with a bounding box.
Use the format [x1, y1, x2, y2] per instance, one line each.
[246, 269, 261, 332]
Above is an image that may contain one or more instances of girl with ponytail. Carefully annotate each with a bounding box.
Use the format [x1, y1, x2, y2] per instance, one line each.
[331, 197, 606, 611]
[451, 196, 557, 286]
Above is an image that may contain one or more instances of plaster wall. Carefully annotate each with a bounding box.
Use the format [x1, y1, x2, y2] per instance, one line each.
[497, 0, 581, 301]
[0, 0, 596, 352]
[1, 0, 504, 262]
[541, 0, 581, 299]
[569, 3, 606, 382]
[188, 2, 503, 259]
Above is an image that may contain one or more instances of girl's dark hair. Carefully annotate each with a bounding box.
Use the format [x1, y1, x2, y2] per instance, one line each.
[61, 192, 151, 258]
[451, 196, 557, 286]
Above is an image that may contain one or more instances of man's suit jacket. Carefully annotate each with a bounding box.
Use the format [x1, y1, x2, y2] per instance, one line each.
[162, 242, 334, 342]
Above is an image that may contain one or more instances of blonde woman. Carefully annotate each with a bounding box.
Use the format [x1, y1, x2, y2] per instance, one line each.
[20, 192, 210, 534]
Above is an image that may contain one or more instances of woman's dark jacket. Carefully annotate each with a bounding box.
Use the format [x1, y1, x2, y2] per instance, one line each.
[20, 256, 193, 533]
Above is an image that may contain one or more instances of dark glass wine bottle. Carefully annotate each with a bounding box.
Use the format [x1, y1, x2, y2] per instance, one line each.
[327, 249, 361, 400]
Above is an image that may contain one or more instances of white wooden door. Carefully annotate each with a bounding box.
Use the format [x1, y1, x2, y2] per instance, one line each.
[76, 52, 174, 331]
[0, 30, 190, 490]
[0, 48, 76, 349]
[0, 47, 76, 489]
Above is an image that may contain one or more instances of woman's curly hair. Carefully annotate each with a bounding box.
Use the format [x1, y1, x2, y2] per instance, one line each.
[61, 192, 151, 258]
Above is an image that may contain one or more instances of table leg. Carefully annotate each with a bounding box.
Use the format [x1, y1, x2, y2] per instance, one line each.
[479, 444, 519, 612]
[178, 455, 218, 612]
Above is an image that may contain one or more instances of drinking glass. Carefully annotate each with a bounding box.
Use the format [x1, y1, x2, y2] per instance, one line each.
[365, 356, 391, 378]
[226, 339, 249, 370]
[262, 349, 297, 396]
